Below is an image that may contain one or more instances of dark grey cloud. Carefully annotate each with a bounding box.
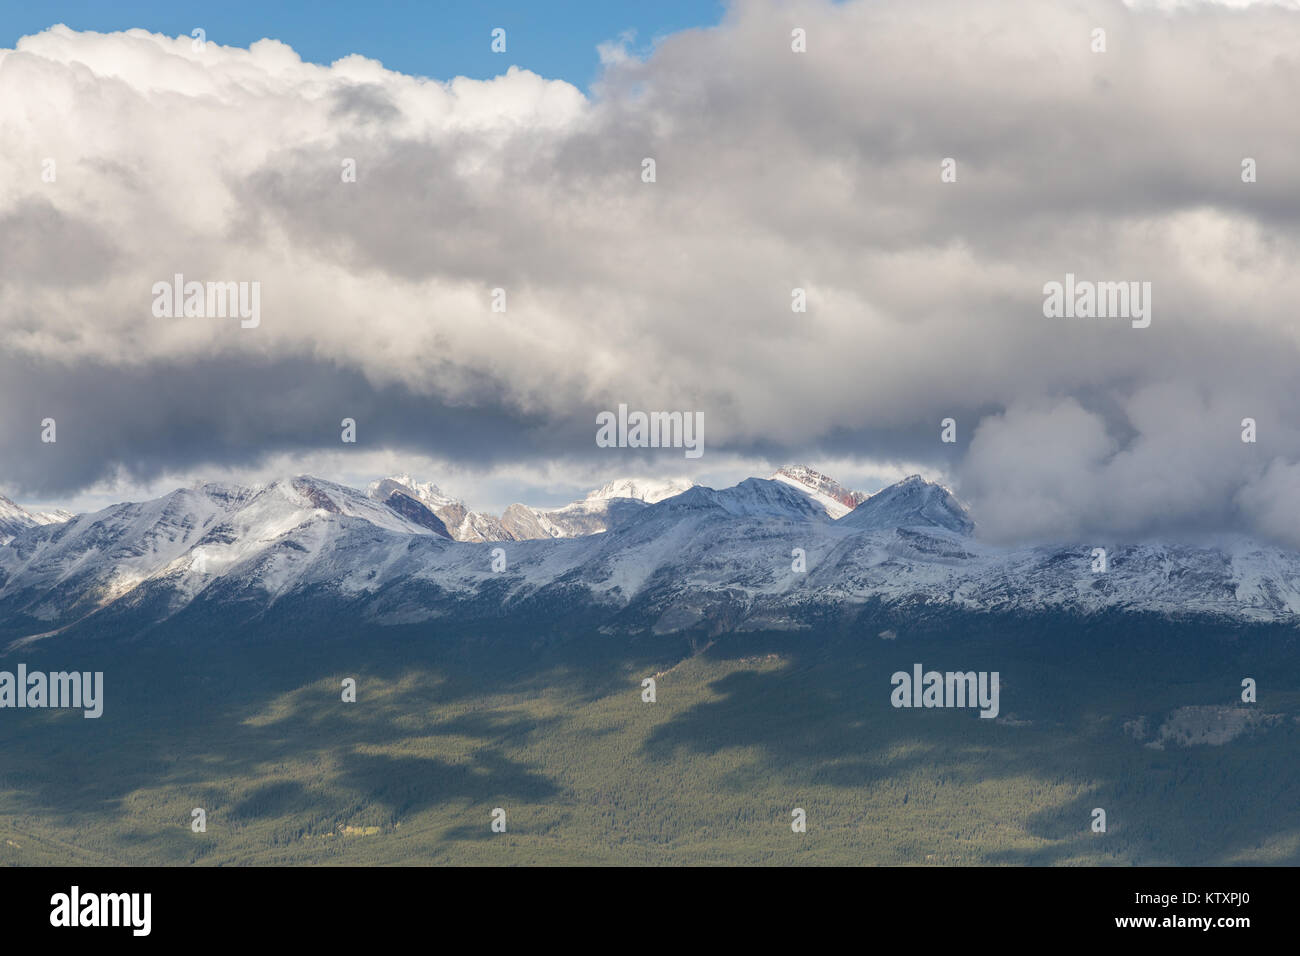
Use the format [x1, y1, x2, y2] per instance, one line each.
[0, 354, 561, 496]
[0, 198, 118, 286]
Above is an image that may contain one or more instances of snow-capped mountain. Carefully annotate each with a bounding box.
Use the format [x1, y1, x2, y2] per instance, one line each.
[584, 477, 695, 504]
[366, 474, 697, 543]
[5, 470, 1300, 644]
[368, 475, 486, 541]
[0, 496, 37, 545]
[0, 494, 72, 546]
[500, 476, 696, 539]
[0, 476, 450, 625]
[772, 465, 868, 518]
[839, 474, 974, 534]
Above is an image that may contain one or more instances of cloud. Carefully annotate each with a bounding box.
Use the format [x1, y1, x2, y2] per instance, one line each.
[3, 3, 1300, 545]
[1237, 460, 1300, 548]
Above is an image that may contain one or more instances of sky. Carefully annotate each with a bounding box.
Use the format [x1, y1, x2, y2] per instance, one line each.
[0, 0, 728, 91]
[3, 0, 1300, 545]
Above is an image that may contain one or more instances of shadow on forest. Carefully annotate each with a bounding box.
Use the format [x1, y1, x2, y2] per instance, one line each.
[0, 609, 1297, 864]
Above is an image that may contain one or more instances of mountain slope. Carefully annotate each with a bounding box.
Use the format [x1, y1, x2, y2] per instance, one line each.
[772, 465, 868, 518]
[6, 471, 1300, 643]
[584, 477, 695, 504]
[368, 475, 502, 542]
[0, 476, 449, 627]
[838, 475, 974, 534]
[368, 474, 696, 542]
[0, 494, 71, 545]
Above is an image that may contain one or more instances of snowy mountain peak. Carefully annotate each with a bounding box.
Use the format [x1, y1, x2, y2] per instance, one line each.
[0, 495, 35, 545]
[239, 475, 452, 537]
[367, 475, 460, 510]
[0, 493, 73, 544]
[771, 465, 869, 519]
[649, 477, 832, 521]
[585, 477, 695, 504]
[367, 475, 499, 542]
[0, 494, 30, 521]
[839, 474, 974, 534]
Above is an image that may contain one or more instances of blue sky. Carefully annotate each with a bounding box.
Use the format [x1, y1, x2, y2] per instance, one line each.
[1, 0, 727, 88]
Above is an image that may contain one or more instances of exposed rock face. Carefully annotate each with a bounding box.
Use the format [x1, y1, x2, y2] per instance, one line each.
[772, 466, 869, 519]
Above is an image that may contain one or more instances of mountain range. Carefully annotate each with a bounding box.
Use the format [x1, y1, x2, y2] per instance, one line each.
[3, 465, 1299, 645]
[365, 473, 694, 542]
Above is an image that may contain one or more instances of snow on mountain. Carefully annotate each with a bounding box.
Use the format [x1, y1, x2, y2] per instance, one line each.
[0, 483, 249, 619]
[0, 494, 73, 545]
[838, 475, 974, 535]
[772, 466, 868, 518]
[647, 478, 833, 521]
[365, 475, 460, 538]
[0, 496, 36, 545]
[502, 478, 693, 539]
[368, 475, 482, 540]
[282, 475, 450, 535]
[497, 496, 632, 540]
[367, 474, 697, 542]
[0, 476, 449, 622]
[563, 478, 837, 623]
[585, 477, 696, 504]
[7, 470, 1300, 641]
[367, 474, 460, 511]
